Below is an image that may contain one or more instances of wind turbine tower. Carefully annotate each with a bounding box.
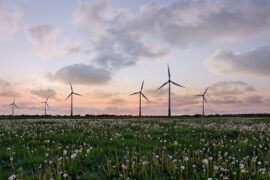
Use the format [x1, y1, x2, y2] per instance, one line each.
[65, 82, 82, 116]
[130, 80, 150, 116]
[157, 65, 184, 117]
[41, 96, 49, 116]
[9, 97, 17, 116]
[195, 88, 209, 116]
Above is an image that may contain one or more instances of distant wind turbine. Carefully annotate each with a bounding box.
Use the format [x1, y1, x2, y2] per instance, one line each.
[41, 96, 49, 116]
[65, 82, 82, 116]
[130, 80, 150, 117]
[194, 88, 209, 116]
[157, 65, 184, 117]
[9, 97, 17, 116]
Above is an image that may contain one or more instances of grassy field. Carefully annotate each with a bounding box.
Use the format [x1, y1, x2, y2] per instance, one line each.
[1, 117, 270, 179]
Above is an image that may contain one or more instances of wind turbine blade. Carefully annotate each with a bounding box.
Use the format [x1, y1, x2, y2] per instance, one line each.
[203, 96, 208, 103]
[46, 96, 49, 102]
[194, 95, 202, 97]
[46, 103, 49, 107]
[130, 92, 139, 96]
[65, 93, 72, 101]
[203, 88, 209, 95]
[14, 104, 18, 108]
[141, 93, 150, 102]
[171, 81, 184, 88]
[69, 82, 73, 92]
[73, 92, 82, 96]
[140, 80, 144, 91]
[167, 64, 171, 79]
[156, 81, 168, 91]
[13, 97, 15, 104]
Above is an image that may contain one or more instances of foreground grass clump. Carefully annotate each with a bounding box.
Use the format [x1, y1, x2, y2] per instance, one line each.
[1, 117, 270, 179]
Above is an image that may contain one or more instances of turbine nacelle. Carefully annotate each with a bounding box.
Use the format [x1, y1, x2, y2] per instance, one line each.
[130, 80, 150, 102]
[41, 96, 49, 107]
[9, 97, 18, 108]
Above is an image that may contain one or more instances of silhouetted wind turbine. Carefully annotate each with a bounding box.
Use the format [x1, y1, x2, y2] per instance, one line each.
[65, 82, 81, 116]
[9, 97, 17, 116]
[130, 80, 150, 117]
[157, 65, 184, 117]
[41, 96, 49, 116]
[195, 88, 209, 116]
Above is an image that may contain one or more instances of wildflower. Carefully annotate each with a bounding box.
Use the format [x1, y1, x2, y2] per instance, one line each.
[142, 161, 148, 165]
[63, 173, 68, 178]
[8, 175, 16, 180]
[239, 163, 244, 169]
[259, 168, 266, 174]
[71, 153, 76, 159]
[63, 150, 67, 155]
[122, 164, 127, 169]
[202, 159, 208, 165]
[181, 165, 185, 170]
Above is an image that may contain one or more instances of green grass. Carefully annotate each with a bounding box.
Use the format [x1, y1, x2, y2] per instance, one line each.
[1, 117, 270, 179]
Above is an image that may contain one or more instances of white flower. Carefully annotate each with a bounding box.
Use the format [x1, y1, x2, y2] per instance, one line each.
[63, 173, 68, 178]
[10, 157, 14, 161]
[71, 153, 76, 159]
[181, 165, 185, 170]
[8, 175, 16, 180]
[142, 161, 148, 165]
[122, 164, 127, 169]
[239, 163, 244, 169]
[63, 150, 67, 155]
[203, 159, 208, 165]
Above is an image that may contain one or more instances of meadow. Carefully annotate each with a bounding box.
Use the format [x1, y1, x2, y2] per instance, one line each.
[1, 116, 270, 179]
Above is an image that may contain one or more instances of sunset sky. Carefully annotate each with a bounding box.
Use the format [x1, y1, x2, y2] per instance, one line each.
[0, 0, 270, 115]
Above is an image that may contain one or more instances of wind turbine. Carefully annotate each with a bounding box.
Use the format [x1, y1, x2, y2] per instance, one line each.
[194, 88, 209, 116]
[157, 65, 184, 117]
[41, 96, 49, 116]
[9, 97, 17, 116]
[130, 80, 150, 117]
[65, 82, 82, 116]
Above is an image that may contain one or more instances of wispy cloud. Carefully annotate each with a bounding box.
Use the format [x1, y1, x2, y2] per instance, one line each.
[205, 45, 270, 76]
[0, 0, 22, 41]
[26, 24, 79, 58]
